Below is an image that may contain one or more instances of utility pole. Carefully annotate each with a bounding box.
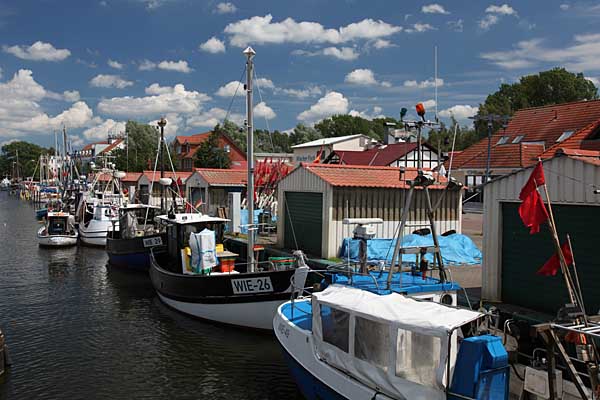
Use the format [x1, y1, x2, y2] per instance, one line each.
[157, 117, 167, 211]
[126, 128, 129, 172]
[469, 114, 510, 182]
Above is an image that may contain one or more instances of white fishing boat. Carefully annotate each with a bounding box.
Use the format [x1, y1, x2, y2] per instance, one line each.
[78, 201, 119, 246]
[37, 211, 78, 247]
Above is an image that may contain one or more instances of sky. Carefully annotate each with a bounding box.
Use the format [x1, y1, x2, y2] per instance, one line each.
[0, 0, 599, 149]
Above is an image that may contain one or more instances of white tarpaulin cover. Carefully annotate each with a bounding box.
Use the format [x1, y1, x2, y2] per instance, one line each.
[314, 284, 482, 338]
[311, 285, 484, 400]
[189, 229, 217, 274]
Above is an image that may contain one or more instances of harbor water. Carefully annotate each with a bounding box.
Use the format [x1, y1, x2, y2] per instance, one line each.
[0, 194, 301, 399]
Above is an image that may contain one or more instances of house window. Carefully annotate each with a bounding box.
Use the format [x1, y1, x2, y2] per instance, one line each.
[557, 130, 574, 142]
[496, 136, 510, 145]
[512, 135, 524, 144]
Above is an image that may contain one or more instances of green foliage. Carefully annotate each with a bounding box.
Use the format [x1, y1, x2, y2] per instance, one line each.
[113, 120, 159, 172]
[194, 130, 232, 169]
[426, 116, 480, 152]
[477, 68, 598, 136]
[0, 141, 53, 179]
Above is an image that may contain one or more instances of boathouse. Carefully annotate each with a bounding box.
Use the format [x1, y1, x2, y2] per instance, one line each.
[276, 163, 462, 258]
[482, 149, 600, 314]
[186, 168, 246, 215]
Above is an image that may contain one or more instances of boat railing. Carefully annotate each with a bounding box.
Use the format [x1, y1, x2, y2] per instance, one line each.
[233, 260, 278, 272]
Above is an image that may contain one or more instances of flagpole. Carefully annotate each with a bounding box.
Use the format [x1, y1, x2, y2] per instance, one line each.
[540, 180, 579, 305]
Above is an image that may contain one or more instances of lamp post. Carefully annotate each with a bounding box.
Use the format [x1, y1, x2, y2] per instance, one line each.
[157, 117, 167, 211]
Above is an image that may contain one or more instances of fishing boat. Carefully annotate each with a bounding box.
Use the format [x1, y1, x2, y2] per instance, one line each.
[0, 177, 10, 191]
[78, 200, 119, 246]
[149, 47, 309, 330]
[106, 204, 166, 270]
[37, 211, 78, 247]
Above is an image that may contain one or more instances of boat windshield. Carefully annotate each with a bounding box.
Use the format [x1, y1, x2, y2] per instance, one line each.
[48, 217, 68, 235]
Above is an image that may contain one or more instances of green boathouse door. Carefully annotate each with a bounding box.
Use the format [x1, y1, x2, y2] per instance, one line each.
[501, 202, 600, 314]
[284, 191, 323, 257]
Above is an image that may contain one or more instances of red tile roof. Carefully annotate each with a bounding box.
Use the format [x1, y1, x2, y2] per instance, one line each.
[121, 172, 142, 183]
[567, 155, 600, 167]
[229, 160, 248, 169]
[332, 142, 420, 166]
[301, 163, 448, 189]
[452, 99, 600, 170]
[175, 131, 212, 146]
[81, 141, 108, 152]
[541, 120, 600, 158]
[142, 170, 193, 183]
[194, 168, 247, 186]
[454, 142, 544, 169]
[98, 139, 124, 155]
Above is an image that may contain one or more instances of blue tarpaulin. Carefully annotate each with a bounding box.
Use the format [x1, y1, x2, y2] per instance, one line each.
[339, 233, 482, 266]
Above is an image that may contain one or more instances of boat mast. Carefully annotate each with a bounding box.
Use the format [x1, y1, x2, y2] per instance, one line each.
[244, 46, 256, 272]
[157, 117, 167, 212]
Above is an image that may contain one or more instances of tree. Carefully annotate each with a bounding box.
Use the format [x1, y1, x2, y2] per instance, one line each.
[289, 123, 322, 146]
[194, 131, 232, 169]
[426, 116, 480, 152]
[0, 141, 53, 179]
[476, 68, 598, 136]
[113, 121, 159, 172]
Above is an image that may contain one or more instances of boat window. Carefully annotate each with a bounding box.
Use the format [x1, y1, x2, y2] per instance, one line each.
[320, 305, 349, 353]
[48, 219, 66, 235]
[395, 328, 441, 387]
[354, 316, 390, 371]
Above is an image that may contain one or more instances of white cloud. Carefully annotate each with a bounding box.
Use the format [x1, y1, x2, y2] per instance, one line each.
[157, 60, 193, 73]
[138, 59, 156, 71]
[199, 37, 226, 54]
[421, 4, 449, 14]
[439, 104, 479, 120]
[447, 19, 464, 32]
[144, 83, 173, 95]
[349, 106, 385, 120]
[215, 81, 244, 97]
[293, 46, 359, 61]
[186, 107, 244, 128]
[373, 39, 393, 49]
[560, 3, 569, 10]
[255, 77, 275, 89]
[403, 77, 444, 88]
[2, 41, 71, 61]
[481, 34, 600, 71]
[224, 15, 401, 47]
[82, 119, 126, 140]
[90, 74, 134, 89]
[63, 90, 80, 102]
[97, 83, 210, 117]
[345, 68, 382, 86]
[405, 23, 435, 33]
[297, 91, 349, 123]
[421, 99, 437, 109]
[108, 59, 124, 69]
[254, 101, 276, 120]
[0, 69, 96, 138]
[485, 4, 517, 15]
[215, 2, 237, 14]
[275, 85, 322, 99]
[479, 4, 518, 30]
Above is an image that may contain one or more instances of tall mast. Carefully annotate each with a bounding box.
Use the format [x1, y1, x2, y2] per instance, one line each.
[434, 46, 438, 119]
[157, 117, 167, 211]
[244, 46, 256, 272]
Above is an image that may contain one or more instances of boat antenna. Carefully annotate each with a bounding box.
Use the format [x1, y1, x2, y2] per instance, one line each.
[434, 45, 438, 121]
[244, 46, 256, 273]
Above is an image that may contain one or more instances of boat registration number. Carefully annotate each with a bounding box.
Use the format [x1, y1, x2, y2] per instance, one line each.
[231, 277, 273, 294]
[143, 237, 163, 247]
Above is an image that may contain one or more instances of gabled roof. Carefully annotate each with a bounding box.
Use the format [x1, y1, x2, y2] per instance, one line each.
[331, 142, 429, 166]
[194, 168, 247, 187]
[98, 138, 124, 155]
[291, 134, 369, 149]
[121, 172, 142, 183]
[452, 99, 600, 170]
[300, 163, 448, 189]
[176, 131, 246, 160]
[540, 119, 600, 159]
[174, 131, 212, 146]
[81, 141, 108, 152]
[453, 142, 544, 170]
[142, 170, 193, 183]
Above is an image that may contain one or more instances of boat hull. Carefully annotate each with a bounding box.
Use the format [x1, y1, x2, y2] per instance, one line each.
[106, 234, 166, 271]
[79, 220, 117, 247]
[37, 227, 78, 247]
[149, 256, 298, 330]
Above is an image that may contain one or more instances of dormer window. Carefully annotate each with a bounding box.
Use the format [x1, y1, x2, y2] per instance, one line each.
[497, 136, 510, 145]
[512, 135, 524, 144]
[557, 130, 574, 142]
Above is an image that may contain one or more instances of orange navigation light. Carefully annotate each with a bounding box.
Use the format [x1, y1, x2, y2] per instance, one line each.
[416, 103, 426, 121]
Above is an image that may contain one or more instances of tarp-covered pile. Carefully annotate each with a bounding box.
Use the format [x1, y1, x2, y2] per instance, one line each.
[339, 233, 482, 266]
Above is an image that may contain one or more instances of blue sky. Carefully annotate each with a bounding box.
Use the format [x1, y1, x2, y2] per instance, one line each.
[0, 0, 599, 148]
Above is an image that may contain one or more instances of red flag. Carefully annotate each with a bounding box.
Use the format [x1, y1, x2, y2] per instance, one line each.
[518, 162, 549, 234]
[537, 242, 573, 276]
